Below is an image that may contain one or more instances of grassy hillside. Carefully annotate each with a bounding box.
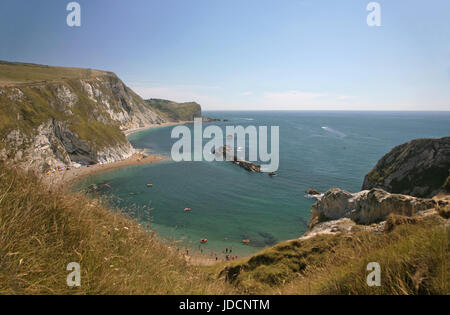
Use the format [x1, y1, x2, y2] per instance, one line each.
[0, 161, 233, 294]
[0, 61, 107, 87]
[0, 160, 447, 294]
[217, 212, 449, 295]
[145, 98, 201, 122]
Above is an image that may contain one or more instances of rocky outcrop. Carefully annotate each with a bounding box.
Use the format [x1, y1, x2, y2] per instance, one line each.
[52, 120, 134, 165]
[1, 119, 135, 171]
[362, 137, 450, 198]
[213, 145, 261, 172]
[304, 138, 450, 240]
[306, 188, 321, 196]
[308, 188, 436, 230]
[202, 117, 221, 123]
[1, 121, 72, 171]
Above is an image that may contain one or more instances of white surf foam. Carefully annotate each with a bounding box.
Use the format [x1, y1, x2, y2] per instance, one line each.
[321, 126, 346, 138]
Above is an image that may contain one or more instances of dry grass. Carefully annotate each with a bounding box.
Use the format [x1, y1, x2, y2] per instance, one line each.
[0, 162, 233, 294]
[1, 159, 448, 295]
[218, 213, 449, 295]
[0, 61, 106, 86]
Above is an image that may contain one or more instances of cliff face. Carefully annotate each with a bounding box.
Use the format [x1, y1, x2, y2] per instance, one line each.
[0, 62, 166, 171]
[362, 137, 450, 198]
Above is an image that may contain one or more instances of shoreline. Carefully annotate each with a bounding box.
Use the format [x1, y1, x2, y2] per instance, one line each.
[124, 121, 189, 136]
[47, 152, 166, 187]
[48, 121, 190, 187]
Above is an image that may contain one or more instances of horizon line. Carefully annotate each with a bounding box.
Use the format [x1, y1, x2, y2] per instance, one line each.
[202, 109, 450, 112]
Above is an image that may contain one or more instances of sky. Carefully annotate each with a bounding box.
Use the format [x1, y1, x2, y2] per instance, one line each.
[0, 0, 449, 111]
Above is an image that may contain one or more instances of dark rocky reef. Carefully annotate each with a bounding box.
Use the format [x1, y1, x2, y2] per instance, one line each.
[213, 145, 261, 173]
[362, 137, 450, 198]
[305, 188, 321, 196]
[202, 117, 221, 123]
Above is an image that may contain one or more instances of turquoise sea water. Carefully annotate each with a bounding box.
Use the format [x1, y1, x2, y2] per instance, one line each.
[77, 111, 450, 257]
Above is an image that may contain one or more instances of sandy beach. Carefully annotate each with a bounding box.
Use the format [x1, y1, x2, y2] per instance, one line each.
[124, 121, 189, 136]
[47, 121, 189, 187]
[47, 152, 165, 187]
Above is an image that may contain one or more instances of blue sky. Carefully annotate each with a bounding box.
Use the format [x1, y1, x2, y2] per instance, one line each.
[0, 0, 449, 110]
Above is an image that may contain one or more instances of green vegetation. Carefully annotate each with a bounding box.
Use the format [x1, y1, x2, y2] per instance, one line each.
[0, 61, 131, 153]
[0, 162, 233, 294]
[217, 213, 448, 295]
[0, 79, 127, 148]
[146, 98, 201, 122]
[0, 61, 107, 86]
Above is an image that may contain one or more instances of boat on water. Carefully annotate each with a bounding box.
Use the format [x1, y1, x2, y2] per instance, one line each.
[184, 208, 192, 212]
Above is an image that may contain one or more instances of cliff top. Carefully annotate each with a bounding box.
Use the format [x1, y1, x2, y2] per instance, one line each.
[0, 61, 112, 87]
[145, 98, 202, 122]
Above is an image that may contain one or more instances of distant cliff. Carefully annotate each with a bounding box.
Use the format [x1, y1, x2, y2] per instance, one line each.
[145, 98, 202, 122]
[0, 61, 166, 171]
[362, 137, 450, 198]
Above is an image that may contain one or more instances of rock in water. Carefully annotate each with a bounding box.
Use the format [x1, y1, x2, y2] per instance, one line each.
[305, 188, 321, 196]
[213, 146, 261, 173]
[362, 137, 450, 198]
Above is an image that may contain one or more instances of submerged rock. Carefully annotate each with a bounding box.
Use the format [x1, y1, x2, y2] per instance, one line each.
[305, 188, 321, 196]
[86, 182, 112, 194]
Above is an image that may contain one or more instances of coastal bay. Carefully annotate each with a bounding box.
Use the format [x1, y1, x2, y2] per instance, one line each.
[77, 110, 450, 259]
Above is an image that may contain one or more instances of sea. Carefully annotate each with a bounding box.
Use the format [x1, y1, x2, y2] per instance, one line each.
[76, 111, 450, 257]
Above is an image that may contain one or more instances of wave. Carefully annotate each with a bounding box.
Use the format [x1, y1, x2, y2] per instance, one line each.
[303, 193, 324, 200]
[321, 126, 346, 138]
